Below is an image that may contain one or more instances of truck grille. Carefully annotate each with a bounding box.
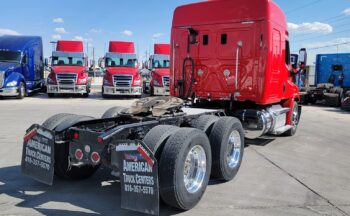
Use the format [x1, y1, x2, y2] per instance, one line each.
[0, 71, 4, 88]
[113, 75, 132, 88]
[162, 76, 170, 87]
[56, 73, 77, 86]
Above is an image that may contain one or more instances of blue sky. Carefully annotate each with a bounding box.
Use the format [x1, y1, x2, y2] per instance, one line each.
[0, 0, 349, 64]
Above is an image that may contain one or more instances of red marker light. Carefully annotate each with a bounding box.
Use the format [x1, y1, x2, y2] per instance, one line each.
[73, 132, 79, 139]
[75, 149, 84, 160]
[97, 137, 103, 143]
[91, 152, 100, 163]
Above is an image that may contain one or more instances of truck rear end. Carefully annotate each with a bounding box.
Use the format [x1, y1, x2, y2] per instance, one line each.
[46, 40, 90, 97]
[170, 0, 301, 138]
[149, 44, 171, 96]
[102, 41, 142, 97]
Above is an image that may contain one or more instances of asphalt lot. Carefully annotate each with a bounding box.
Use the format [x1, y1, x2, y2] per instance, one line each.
[0, 92, 350, 216]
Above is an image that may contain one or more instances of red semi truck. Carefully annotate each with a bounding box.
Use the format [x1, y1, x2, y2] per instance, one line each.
[171, 0, 301, 138]
[46, 40, 90, 97]
[102, 41, 142, 98]
[149, 44, 171, 96]
[21, 0, 301, 215]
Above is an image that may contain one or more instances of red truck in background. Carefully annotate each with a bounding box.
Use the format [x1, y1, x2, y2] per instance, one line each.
[148, 44, 171, 96]
[46, 40, 90, 97]
[102, 41, 142, 98]
[171, 0, 301, 138]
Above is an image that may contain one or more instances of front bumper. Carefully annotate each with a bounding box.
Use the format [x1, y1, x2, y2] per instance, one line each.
[103, 86, 142, 96]
[0, 87, 19, 96]
[47, 84, 88, 94]
[153, 86, 170, 96]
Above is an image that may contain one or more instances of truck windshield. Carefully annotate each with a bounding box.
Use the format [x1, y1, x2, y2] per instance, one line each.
[52, 56, 85, 66]
[105, 56, 137, 68]
[152, 55, 170, 68]
[0, 51, 21, 63]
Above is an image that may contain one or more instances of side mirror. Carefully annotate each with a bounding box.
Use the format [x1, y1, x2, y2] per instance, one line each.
[298, 48, 307, 66]
[44, 58, 48, 67]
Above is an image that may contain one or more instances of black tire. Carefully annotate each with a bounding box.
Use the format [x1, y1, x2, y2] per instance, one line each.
[143, 125, 180, 158]
[42, 114, 99, 180]
[159, 128, 212, 210]
[209, 117, 244, 181]
[101, 106, 129, 118]
[285, 101, 300, 136]
[324, 94, 340, 107]
[17, 82, 25, 99]
[82, 93, 89, 98]
[192, 115, 219, 136]
[48, 93, 55, 98]
[42, 113, 76, 130]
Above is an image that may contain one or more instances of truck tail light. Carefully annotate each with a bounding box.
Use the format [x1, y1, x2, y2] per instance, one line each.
[75, 149, 84, 160]
[97, 137, 103, 143]
[91, 152, 100, 163]
[73, 132, 79, 139]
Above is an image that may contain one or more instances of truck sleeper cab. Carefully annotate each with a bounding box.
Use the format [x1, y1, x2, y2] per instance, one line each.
[149, 44, 171, 96]
[0, 35, 45, 99]
[46, 40, 89, 97]
[171, 0, 301, 138]
[102, 41, 142, 98]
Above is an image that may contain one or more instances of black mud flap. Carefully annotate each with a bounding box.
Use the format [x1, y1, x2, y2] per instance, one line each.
[112, 140, 159, 215]
[21, 124, 55, 185]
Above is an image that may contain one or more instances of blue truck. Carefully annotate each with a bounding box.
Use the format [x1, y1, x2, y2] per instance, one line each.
[0, 35, 45, 99]
[300, 53, 350, 109]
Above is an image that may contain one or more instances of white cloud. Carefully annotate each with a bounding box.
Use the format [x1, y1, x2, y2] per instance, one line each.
[90, 28, 102, 33]
[52, 34, 62, 40]
[0, 28, 20, 36]
[121, 30, 133, 36]
[152, 33, 164, 38]
[53, 17, 64, 23]
[342, 8, 350, 16]
[73, 36, 83, 41]
[288, 22, 332, 34]
[54, 27, 68, 34]
[73, 36, 93, 42]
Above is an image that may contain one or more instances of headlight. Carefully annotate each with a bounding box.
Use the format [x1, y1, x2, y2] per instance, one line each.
[134, 79, 141, 86]
[79, 78, 87, 84]
[103, 78, 111, 86]
[6, 81, 17, 87]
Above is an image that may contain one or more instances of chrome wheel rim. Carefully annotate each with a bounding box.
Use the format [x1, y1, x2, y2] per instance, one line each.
[291, 105, 298, 128]
[20, 84, 25, 96]
[227, 130, 241, 169]
[183, 145, 206, 194]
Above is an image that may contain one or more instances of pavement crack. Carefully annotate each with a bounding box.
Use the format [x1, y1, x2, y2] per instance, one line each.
[251, 147, 349, 216]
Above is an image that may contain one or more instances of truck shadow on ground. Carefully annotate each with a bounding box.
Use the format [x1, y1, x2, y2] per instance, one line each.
[0, 165, 182, 216]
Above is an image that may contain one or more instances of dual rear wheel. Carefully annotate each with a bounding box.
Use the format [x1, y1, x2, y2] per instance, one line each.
[143, 116, 244, 210]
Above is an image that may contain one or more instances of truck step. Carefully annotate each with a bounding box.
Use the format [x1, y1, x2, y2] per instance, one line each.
[271, 125, 292, 135]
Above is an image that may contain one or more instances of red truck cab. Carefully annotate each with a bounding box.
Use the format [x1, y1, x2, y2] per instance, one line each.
[149, 44, 171, 96]
[171, 0, 301, 138]
[46, 40, 89, 97]
[102, 41, 142, 97]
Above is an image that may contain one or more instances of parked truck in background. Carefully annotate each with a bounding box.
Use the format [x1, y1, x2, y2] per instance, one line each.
[300, 53, 350, 108]
[21, 0, 302, 215]
[46, 40, 90, 97]
[102, 41, 142, 98]
[0, 35, 45, 99]
[148, 44, 171, 96]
